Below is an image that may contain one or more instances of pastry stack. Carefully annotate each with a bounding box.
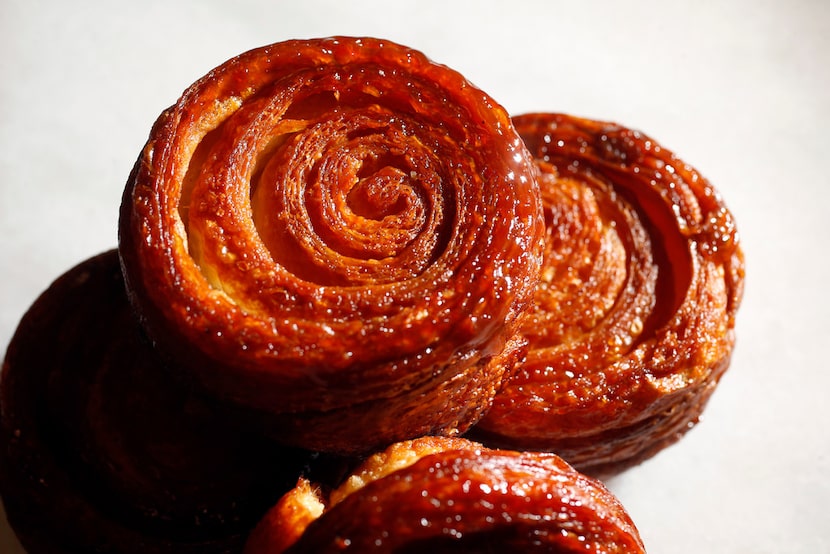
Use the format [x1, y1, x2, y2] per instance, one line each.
[0, 37, 743, 553]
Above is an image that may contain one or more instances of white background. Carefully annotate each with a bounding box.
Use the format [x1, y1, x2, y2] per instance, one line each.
[1, 0, 828, 552]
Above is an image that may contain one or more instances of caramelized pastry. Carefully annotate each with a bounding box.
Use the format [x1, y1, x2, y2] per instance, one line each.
[244, 436, 646, 553]
[118, 37, 544, 454]
[471, 113, 745, 476]
[0, 251, 309, 553]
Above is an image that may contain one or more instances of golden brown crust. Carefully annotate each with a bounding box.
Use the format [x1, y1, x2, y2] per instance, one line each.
[118, 37, 544, 454]
[471, 113, 745, 476]
[245, 436, 646, 553]
[243, 477, 325, 554]
[0, 251, 309, 553]
[328, 435, 477, 505]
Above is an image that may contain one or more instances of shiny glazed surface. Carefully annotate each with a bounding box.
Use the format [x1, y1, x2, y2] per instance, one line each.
[118, 37, 544, 454]
[0, 251, 307, 553]
[472, 113, 745, 476]
[246, 437, 646, 553]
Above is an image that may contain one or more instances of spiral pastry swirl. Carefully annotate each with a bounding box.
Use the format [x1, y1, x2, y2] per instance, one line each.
[472, 113, 745, 476]
[118, 37, 543, 454]
[244, 437, 646, 553]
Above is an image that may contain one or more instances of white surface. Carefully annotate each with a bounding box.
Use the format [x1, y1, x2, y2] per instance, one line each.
[1, 0, 828, 552]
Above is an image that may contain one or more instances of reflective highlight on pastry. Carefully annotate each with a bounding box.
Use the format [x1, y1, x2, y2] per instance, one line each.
[244, 437, 646, 553]
[118, 37, 544, 454]
[472, 113, 745, 476]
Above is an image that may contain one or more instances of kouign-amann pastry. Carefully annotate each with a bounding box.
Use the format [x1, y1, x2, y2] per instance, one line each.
[471, 113, 745, 476]
[1, 36, 750, 553]
[0, 251, 309, 553]
[118, 37, 544, 454]
[245, 436, 647, 553]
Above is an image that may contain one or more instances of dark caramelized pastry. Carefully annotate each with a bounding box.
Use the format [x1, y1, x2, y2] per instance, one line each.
[0, 251, 309, 553]
[471, 113, 745, 476]
[118, 37, 544, 454]
[244, 436, 646, 553]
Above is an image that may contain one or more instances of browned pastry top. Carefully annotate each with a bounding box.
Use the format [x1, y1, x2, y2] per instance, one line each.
[472, 112, 745, 476]
[118, 37, 544, 454]
[245, 437, 646, 553]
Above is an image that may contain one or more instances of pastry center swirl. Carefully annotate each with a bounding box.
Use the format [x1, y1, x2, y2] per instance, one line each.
[251, 112, 450, 286]
[181, 68, 467, 306]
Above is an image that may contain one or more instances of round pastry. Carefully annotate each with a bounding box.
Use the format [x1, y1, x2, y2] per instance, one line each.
[471, 113, 745, 476]
[117, 36, 544, 454]
[0, 250, 309, 553]
[244, 436, 647, 553]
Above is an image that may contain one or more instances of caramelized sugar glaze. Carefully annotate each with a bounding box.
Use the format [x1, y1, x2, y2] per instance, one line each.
[1, 36, 749, 552]
[118, 37, 544, 454]
[245, 437, 646, 553]
[471, 113, 745, 476]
